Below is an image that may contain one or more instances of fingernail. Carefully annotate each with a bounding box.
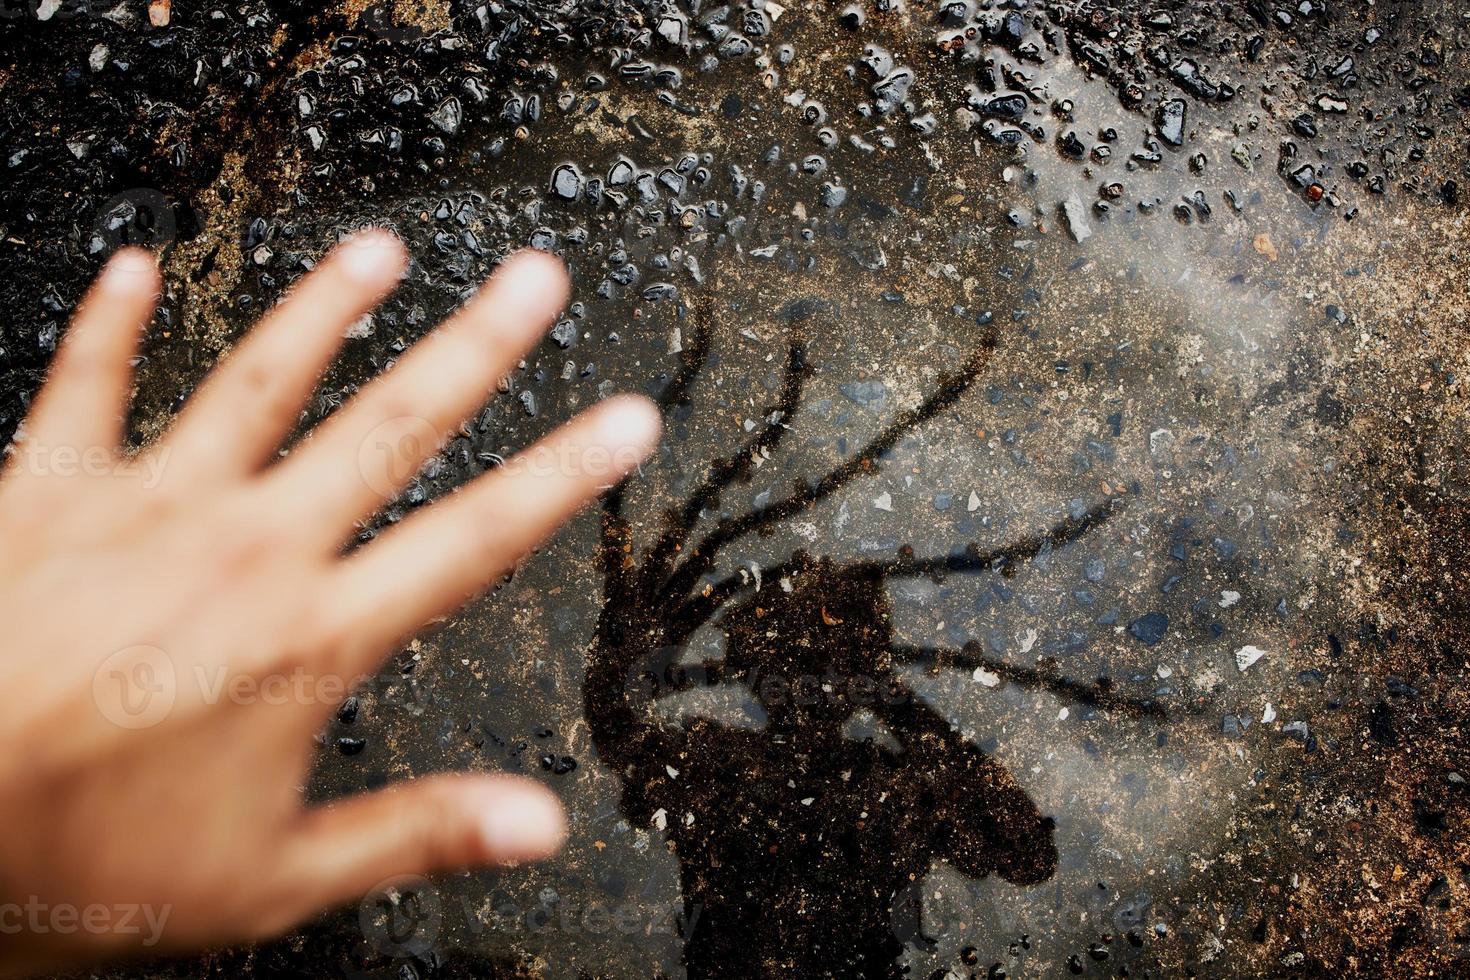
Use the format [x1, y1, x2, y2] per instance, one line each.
[101, 249, 156, 287]
[480, 783, 567, 861]
[339, 230, 405, 284]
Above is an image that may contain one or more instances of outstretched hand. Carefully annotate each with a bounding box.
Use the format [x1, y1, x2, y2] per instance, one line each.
[0, 234, 660, 975]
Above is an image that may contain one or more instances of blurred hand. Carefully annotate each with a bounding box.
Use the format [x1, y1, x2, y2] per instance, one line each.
[0, 233, 660, 976]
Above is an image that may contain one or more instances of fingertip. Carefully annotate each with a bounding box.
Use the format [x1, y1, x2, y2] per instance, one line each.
[596, 394, 663, 459]
[477, 776, 568, 863]
[337, 228, 407, 285]
[99, 247, 159, 293]
[498, 248, 571, 311]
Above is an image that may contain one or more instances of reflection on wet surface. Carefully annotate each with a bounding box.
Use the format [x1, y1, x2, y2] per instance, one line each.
[3, 0, 1469, 976]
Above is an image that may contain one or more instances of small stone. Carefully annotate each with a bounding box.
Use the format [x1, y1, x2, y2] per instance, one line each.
[1156, 99, 1187, 147]
[550, 163, 583, 200]
[1128, 612, 1169, 646]
[430, 97, 463, 135]
[1061, 194, 1092, 243]
[1236, 645, 1267, 671]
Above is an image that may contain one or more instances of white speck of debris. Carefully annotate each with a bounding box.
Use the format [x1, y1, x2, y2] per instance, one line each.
[89, 45, 109, 72]
[1262, 702, 1277, 723]
[669, 328, 683, 354]
[1018, 628, 1037, 654]
[684, 812, 695, 827]
[800, 797, 814, 806]
[1157, 664, 1174, 679]
[766, 0, 786, 19]
[873, 491, 893, 512]
[779, 576, 793, 593]
[972, 667, 1000, 687]
[968, 490, 980, 512]
[1235, 645, 1267, 672]
[1058, 707, 1069, 721]
[651, 808, 668, 830]
[748, 562, 762, 591]
[35, 0, 60, 18]
[1219, 590, 1241, 608]
[665, 765, 680, 779]
[344, 313, 375, 339]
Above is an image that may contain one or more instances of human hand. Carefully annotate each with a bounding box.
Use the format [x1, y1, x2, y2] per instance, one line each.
[0, 234, 660, 975]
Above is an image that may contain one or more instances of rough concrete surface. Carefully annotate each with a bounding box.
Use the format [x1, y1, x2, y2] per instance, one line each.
[2, 0, 1469, 976]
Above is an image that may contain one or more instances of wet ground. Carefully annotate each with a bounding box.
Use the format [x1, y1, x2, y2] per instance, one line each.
[3, 0, 1470, 977]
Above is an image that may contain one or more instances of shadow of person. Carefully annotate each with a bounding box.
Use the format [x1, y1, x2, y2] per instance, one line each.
[590, 552, 1057, 978]
[582, 313, 1155, 978]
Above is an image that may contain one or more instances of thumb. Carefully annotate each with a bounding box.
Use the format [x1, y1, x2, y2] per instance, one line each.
[271, 773, 567, 929]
